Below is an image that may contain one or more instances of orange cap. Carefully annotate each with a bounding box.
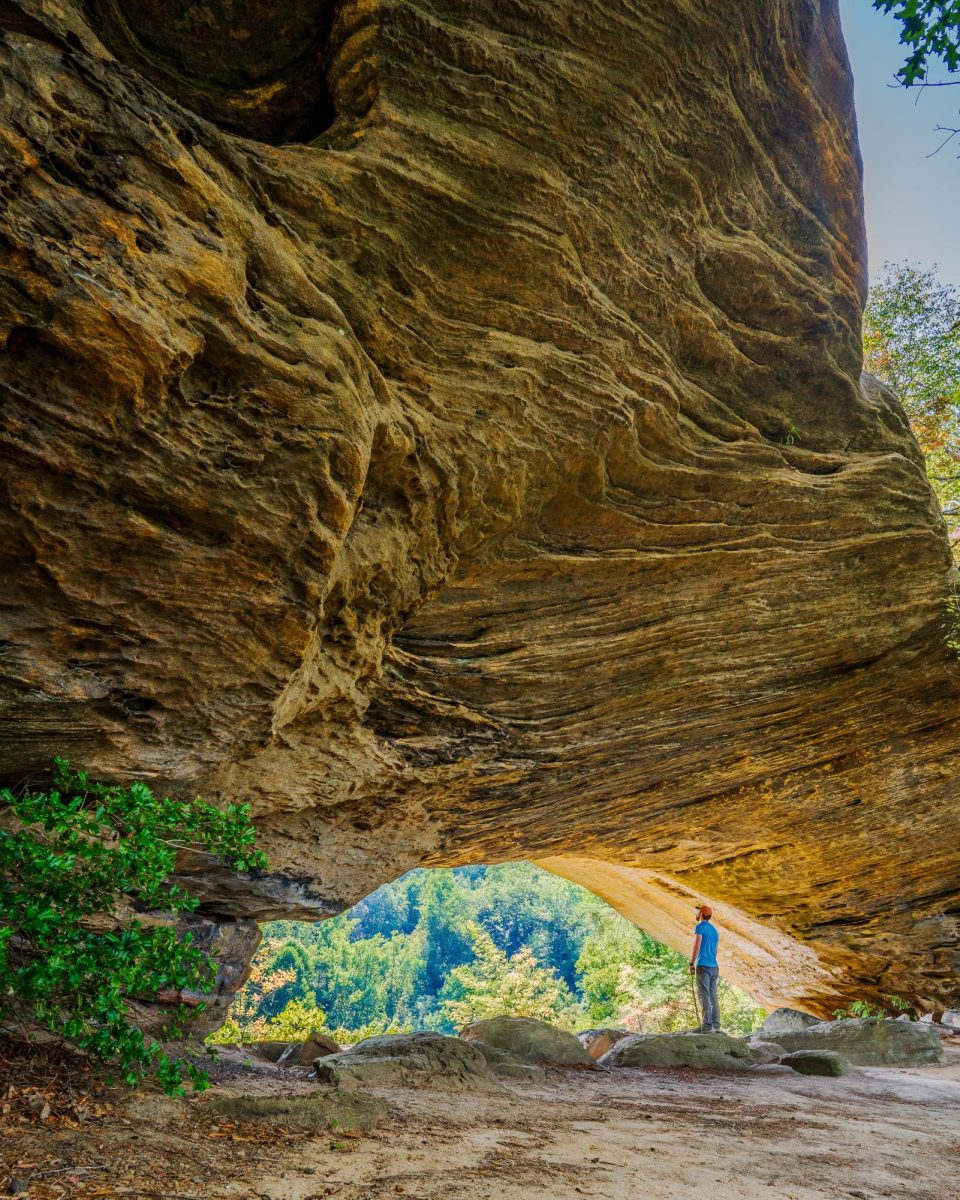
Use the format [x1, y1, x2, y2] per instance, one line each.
[696, 904, 712, 919]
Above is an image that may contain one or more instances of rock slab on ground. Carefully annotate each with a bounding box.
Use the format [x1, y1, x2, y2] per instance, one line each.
[212, 1092, 386, 1131]
[747, 1040, 788, 1065]
[756, 1009, 822, 1038]
[249, 1041, 293, 1065]
[781, 1050, 852, 1077]
[313, 1033, 502, 1092]
[460, 1018, 598, 1069]
[771, 1018, 943, 1066]
[468, 1040, 547, 1081]
[599, 1032, 763, 1071]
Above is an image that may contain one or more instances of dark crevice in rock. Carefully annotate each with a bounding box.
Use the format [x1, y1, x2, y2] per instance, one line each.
[85, 0, 340, 143]
[0, 0, 62, 46]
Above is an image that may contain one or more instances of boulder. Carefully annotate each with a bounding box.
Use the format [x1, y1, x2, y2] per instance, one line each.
[771, 1019, 943, 1066]
[460, 1018, 598, 1069]
[747, 1040, 788, 1065]
[756, 1009, 822, 1039]
[577, 1029, 633, 1061]
[468, 1040, 547, 1081]
[249, 1041, 293, 1064]
[250, 1033, 345, 1069]
[599, 1032, 762, 1071]
[278, 1032, 342, 1068]
[916, 1013, 959, 1038]
[130, 913, 261, 1038]
[313, 1033, 501, 1092]
[782, 1050, 851, 1078]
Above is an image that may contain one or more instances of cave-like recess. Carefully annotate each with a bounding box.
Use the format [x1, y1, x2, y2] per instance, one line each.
[87, 0, 338, 142]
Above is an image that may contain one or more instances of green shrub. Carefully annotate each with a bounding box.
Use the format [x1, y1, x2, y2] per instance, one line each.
[259, 997, 328, 1042]
[832, 995, 913, 1021]
[205, 1016, 249, 1047]
[330, 1018, 414, 1045]
[0, 759, 266, 1094]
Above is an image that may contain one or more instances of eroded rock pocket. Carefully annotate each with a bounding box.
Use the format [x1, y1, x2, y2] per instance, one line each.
[87, 0, 340, 142]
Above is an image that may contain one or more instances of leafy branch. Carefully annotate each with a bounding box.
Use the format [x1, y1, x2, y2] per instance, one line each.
[873, 1, 960, 85]
[0, 760, 266, 1094]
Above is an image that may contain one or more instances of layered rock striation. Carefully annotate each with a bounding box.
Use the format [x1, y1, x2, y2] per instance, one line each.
[1, 0, 958, 1014]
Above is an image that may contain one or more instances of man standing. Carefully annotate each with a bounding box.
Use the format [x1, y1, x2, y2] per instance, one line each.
[689, 904, 720, 1032]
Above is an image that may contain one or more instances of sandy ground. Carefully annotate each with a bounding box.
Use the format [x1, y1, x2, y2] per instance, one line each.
[4, 1044, 960, 1200]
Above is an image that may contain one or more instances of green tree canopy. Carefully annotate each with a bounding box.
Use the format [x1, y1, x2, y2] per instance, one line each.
[471, 862, 594, 989]
[863, 261, 960, 542]
[436, 925, 583, 1032]
[261, 940, 313, 1017]
[214, 863, 767, 1044]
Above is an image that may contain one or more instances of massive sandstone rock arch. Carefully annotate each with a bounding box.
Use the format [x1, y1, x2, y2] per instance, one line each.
[0, 0, 957, 1015]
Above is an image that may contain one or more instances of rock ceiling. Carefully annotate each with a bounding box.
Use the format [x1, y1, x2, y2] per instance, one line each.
[1, 0, 957, 1013]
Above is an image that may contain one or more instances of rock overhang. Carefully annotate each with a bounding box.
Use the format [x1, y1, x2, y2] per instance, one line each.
[0, 0, 958, 1015]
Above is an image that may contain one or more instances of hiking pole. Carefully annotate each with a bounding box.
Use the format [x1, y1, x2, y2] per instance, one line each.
[689, 970, 701, 1030]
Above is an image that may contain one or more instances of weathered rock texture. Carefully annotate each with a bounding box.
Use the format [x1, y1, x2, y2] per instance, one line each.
[465, 1038, 546, 1082]
[314, 1032, 501, 1091]
[461, 1017, 598, 1069]
[781, 1049, 851, 1076]
[770, 1017, 944, 1066]
[756, 1009, 823, 1039]
[599, 1032, 762, 1071]
[746, 1040, 788, 1065]
[1, 0, 958, 1014]
[577, 1028, 632, 1061]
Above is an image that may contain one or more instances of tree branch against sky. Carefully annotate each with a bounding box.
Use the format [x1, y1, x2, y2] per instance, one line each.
[840, 3, 959, 281]
[871, 1, 960, 154]
[873, 1, 960, 84]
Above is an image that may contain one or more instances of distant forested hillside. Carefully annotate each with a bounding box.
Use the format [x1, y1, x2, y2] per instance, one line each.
[211, 864, 764, 1044]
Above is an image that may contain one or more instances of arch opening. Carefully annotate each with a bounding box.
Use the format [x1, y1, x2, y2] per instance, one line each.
[534, 856, 841, 1015]
[209, 862, 768, 1047]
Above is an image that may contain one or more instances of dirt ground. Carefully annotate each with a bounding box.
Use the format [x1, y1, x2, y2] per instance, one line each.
[3, 1042, 960, 1200]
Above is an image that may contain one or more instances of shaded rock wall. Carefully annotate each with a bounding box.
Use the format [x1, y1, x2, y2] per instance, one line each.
[1, 0, 958, 1015]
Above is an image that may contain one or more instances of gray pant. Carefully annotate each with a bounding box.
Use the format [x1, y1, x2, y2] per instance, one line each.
[696, 965, 720, 1031]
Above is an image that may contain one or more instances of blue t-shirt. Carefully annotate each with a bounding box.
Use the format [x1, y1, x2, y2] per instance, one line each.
[694, 920, 719, 967]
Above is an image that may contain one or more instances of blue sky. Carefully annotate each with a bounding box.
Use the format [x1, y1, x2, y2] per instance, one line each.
[839, 0, 960, 287]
